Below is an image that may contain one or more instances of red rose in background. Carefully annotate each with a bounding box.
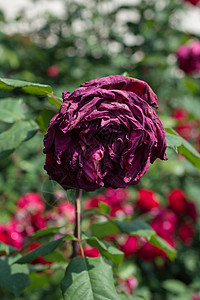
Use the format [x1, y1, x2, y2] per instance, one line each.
[84, 195, 108, 210]
[175, 123, 195, 141]
[82, 245, 100, 257]
[84, 189, 133, 218]
[172, 108, 189, 122]
[47, 65, 60, 77]
[136, 189, 160, 212]
[30, 213, 46, 231]
[167, 189, 187, 214]
[0, 224, 9, 245]
[137, 237, 175, 261]
[187, 202, 198, 222]
[197, 134, 200, 153]
[119, 236, 139, 258]
[151, 208, 178, 240]
[184, 0, 200, 5]
[136, 207, 177, 261]
[178, 222, 195, 245]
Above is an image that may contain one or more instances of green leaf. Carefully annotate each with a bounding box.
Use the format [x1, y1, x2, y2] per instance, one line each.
[166, 128, 200, 171]
[15, 235, 76, 264]
[86, 236, 124, 266]
[28, 273, 50, 289]
[44, 251, 66, 262]
[61, 257, 121, 300]
[115, 219, 176, 260]
[47, 94, 62, 108]
[162, 279, 187, 294]
[119, 293, 135, 299]
[148, 235, 176, 261]
[98, 201, 111, 214]
[91, 220, 120, 238]
[115, 219, 153, 239]
[36, 109, 56, 133]
[0, 242, 17, 255]
[15, 237, 65, 264]
[0, 77, 52, 96]
[0, 98, 25, 123]
[0, 255, 30, 297]
[120, 293, 144, 300]
[91, 219, 175, 259]
[0, 78, 62, 107]
[0, 120, 38, 159]
[31, 226, 63, 239]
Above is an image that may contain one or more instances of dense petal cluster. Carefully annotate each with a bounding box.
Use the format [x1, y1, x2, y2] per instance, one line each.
[176, 41, 200, 74]
[44, 75, 167, 191]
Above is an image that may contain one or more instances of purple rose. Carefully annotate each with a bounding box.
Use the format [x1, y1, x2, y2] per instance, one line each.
[176, 41, 200, 74]
[44, 75, 167, 191]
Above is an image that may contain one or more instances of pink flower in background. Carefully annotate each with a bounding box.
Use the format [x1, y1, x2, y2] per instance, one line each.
[6, 220, 24, 250]
[151, 208, 178, 240]
[176, 41, 200, 74]
[123, 203, 134, 216]
[17, 193, 45, 213]
[47, 65, 60, 77]
[54, 201, 75, 223]
[104, 188, 129, 205]
[136, 188, 160, 212]
[117, 276, 138, 294]
[126, 277, 138, 294]
[192, 294, 200, 300]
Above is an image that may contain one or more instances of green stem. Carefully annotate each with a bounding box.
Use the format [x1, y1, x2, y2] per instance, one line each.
[72, 189, 84, 258]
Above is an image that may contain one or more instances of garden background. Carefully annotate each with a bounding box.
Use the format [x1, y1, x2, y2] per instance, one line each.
[0, 0, 200, 299]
